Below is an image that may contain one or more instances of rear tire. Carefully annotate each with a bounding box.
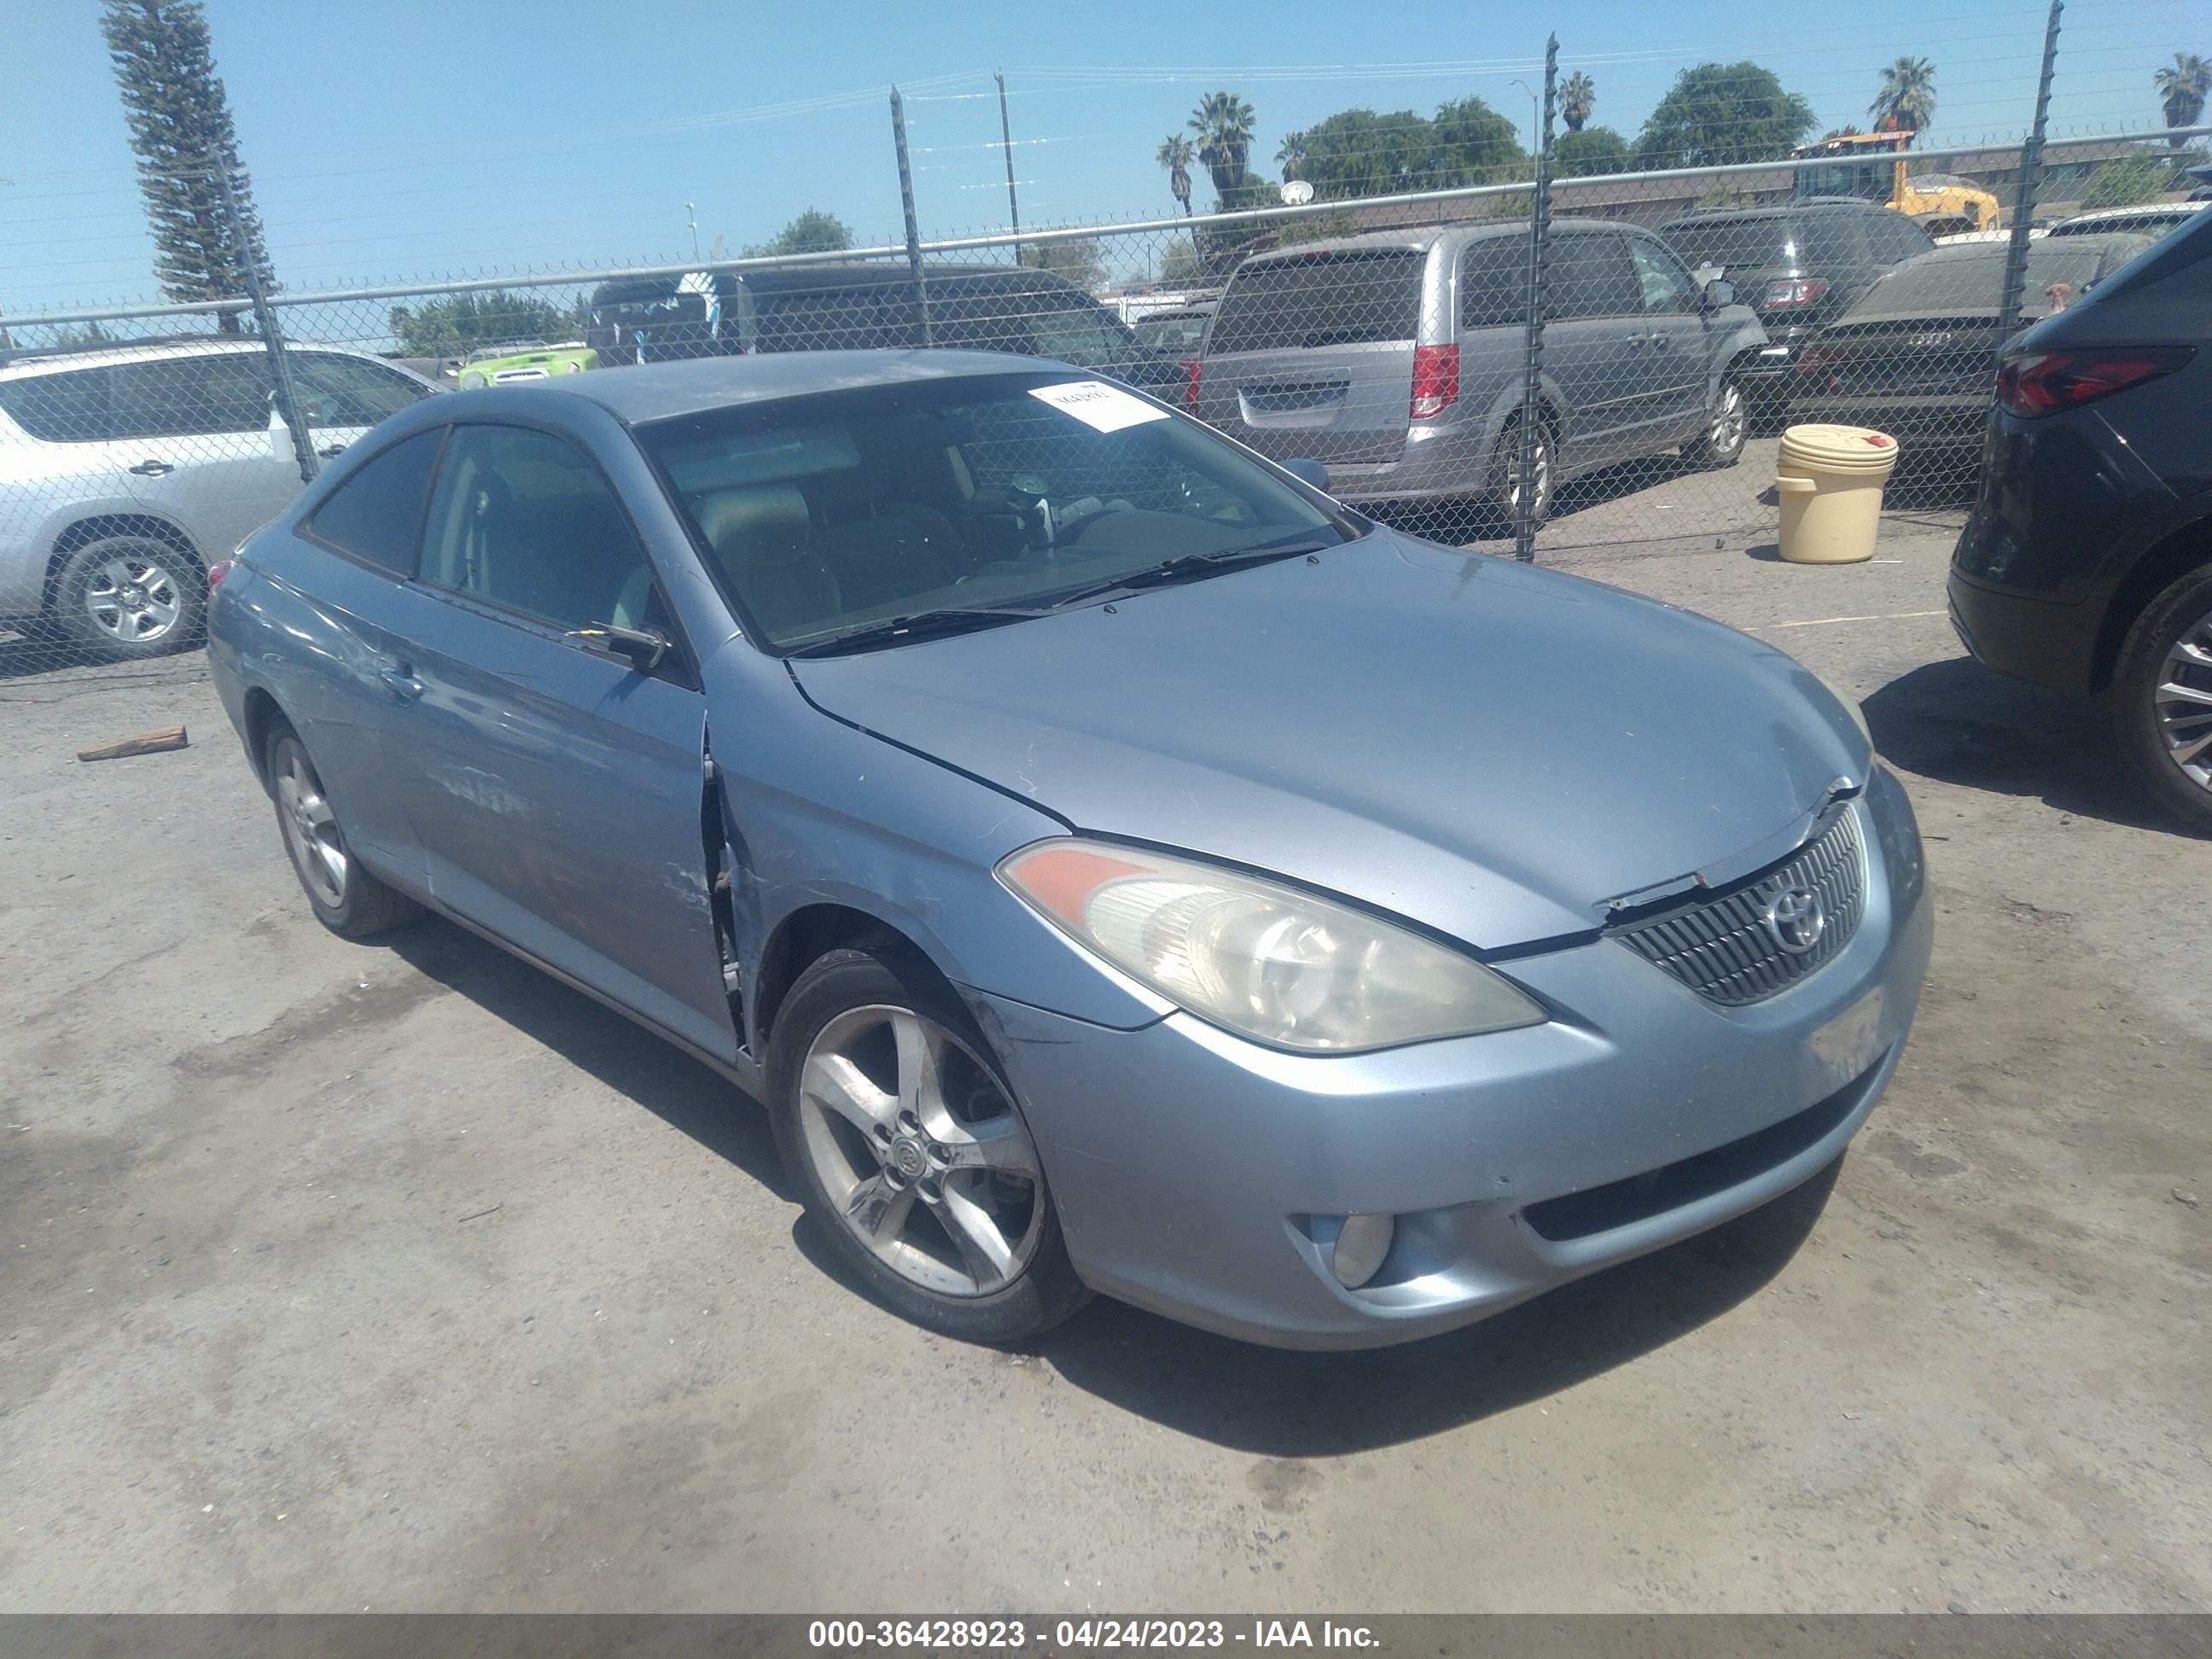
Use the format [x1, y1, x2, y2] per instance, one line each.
[1489, 416, 1554, 528]
[264, 723, 422, 938]
[52, 534, 205, 661]
[768, 939, 1088, 1344]
[2111, 565, 2212, 835]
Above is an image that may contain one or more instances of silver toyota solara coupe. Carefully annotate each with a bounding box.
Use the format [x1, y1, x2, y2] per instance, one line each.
[207, 350, 1931, 1349]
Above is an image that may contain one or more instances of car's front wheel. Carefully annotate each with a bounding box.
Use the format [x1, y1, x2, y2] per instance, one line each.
[768, 940, 1087, 1343]
[1685, 381, 1749, 469]
[2112, 564, 2212, 834]
[53, 534, 205, 661]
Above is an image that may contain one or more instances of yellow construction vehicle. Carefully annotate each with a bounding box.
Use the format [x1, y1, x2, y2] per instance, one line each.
[1790, 131, 2000, 236]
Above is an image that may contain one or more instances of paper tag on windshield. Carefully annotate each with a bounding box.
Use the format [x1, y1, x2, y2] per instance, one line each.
[1028, 380, 1169, 433]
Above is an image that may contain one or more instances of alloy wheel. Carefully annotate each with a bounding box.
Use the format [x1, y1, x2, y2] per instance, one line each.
[275, 743, 348, 909]
[796, 1004, 1045, 1298]
[1709, 383, 1747, 457]
[1504, 431, 1552, 520]
[2154, 604, 2212, 793]
[84, 554, 183, 645]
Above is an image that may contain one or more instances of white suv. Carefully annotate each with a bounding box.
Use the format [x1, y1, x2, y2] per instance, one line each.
[0, 339, 436, 660]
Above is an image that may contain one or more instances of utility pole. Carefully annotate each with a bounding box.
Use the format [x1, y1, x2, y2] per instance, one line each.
[997, 71, 1022, 263]
[890, 86, 932, 345]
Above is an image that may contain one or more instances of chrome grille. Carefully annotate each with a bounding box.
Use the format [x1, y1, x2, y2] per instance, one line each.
[1611, 808, 1866, 1006]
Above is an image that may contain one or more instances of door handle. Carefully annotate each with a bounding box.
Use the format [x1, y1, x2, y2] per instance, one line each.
[317, 444, 347, 458]
[128, 460, 175, 477]
[378, 665, 424, 702]
[1651, 334, 1674, 352]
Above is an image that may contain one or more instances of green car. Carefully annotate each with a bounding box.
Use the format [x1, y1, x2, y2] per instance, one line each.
[454, 341, 598, 388]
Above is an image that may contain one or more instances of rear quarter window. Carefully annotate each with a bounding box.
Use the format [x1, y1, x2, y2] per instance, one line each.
[304, 428, 445, 574]
[0, 367, 118, 443]
[1209, 249, 1426, 354]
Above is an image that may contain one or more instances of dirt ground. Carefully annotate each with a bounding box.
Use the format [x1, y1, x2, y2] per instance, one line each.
[3, 469, 2208, 1613]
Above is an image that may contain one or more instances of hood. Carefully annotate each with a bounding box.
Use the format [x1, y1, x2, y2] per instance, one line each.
[790, 531, 1868, 949]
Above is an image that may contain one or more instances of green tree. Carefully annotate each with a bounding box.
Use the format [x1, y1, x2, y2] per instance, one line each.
[1634, 61, 1817, 169]
[2156, 52, 2210, 130]
[1159, 239, 1204, 283]
[1297, 108, 1435, 199]
[1871, 56, 1937, 142]
[387, 289, 579, 357]
[100, 0, 275, 331]
[2079, 150, 2175, 209]
[1429, 96, 1528, 185]
[1275, 131, 1309, 183]
[1190, 90, 1257, 201]
[1559, 72, 1596, 133]
[749, 209, 853, 257]
[1553, 126, 1631, 178]
[1020, 238, 1106, 288]
[1155, 134, 1196, 214]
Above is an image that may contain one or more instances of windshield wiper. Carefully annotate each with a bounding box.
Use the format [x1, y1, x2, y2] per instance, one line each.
[1042, 532, 1348, 610]
[783, 606, 1049, 658]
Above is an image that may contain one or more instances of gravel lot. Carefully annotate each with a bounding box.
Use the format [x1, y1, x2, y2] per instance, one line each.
[3, 454, 2208, 1613]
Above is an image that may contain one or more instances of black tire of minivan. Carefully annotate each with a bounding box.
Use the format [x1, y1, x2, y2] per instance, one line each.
[2110, 563, 2212, 835]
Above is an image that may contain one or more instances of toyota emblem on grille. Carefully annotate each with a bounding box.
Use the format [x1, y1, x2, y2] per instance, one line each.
[1763, 887, 1826, 955]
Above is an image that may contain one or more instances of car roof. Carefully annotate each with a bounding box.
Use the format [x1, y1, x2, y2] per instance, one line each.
[2052, 202, 2205, 232]
[719, 261, 1089, 295]
[1235, 216, 1627, 267]
[1663, 199, 1877, 227]
[1911, 230, 2151, 263]
[511, 348, 1080, 425]
[0, 335, 380, 382]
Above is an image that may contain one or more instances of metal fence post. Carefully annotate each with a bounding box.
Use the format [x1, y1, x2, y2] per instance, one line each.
[1999, 0, 2064, 336]
[1514, 35, 1559, 563]
[997, 71, 1022, 264]
[890, 86, 933, 346]
[215, 165, 317, 486]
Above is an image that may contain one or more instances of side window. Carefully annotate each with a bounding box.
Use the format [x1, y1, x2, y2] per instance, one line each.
[1027, 303, 1125, 369]
[1548, 232, 1641, 320]
[103, 355, 271, 439]
[421, 425, 655, 633]
[755, 288, 910, 352]
[305, 428, 444, 574]
[0, 366, 118, 443]
[290, 353, 432, 428]
[1458, 236, 1527, 329]
[1627, 237, 1698, 313]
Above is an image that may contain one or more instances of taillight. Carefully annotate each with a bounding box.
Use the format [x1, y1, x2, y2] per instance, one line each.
[1181, 358, 1202, 411]
[1410, 342, 1459, 419]
[207, 559, 233, 591]
[1995, 347, 2193, 417]
[1759, 277, 1831, 310]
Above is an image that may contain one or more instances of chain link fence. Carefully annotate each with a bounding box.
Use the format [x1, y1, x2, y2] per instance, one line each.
[3, 118, 2205, 681]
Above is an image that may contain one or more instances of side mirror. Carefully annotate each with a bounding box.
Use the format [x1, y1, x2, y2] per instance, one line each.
[1281, 457, 1330, 492]
[567, 623, 670, 672]
[1702, 278, 1736, 310]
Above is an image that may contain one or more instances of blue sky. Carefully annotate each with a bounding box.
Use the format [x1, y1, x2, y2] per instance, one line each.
[2, 0, 2199, 315]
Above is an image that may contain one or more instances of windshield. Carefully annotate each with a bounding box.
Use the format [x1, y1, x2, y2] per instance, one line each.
[1665, 218, 1798, 271]
[1846, 242, 2127, 319]
[637, 371, 1353, 653]
[1796, 161, 1889, 203]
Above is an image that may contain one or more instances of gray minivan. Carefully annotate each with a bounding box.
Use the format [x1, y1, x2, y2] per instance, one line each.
[1194, 219, 1767, 520]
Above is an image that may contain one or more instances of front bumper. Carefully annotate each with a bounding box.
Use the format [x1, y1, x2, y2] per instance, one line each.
[971, 782, 1932, 1349]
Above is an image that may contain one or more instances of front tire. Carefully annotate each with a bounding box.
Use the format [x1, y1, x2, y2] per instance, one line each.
[768, 941, 1087, 1344]
[1684, 380, 1749, 469]
[53, 534, 205, 661]
[265, 724, 422, 937]
[2111, 565, 2212, 834]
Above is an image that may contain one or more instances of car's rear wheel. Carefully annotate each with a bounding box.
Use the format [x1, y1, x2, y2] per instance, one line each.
[53, 535, 205, 661]
[1489, 416, 1554, 527]
[265, 725, 422, 937]
[768, 941, 1087, 1343]
[1684, 381, 1749, 469]
[2111, 565, 2212, 834]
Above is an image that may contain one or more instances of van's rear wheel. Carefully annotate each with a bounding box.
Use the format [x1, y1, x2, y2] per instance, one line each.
[1489, 417, 1554, 527]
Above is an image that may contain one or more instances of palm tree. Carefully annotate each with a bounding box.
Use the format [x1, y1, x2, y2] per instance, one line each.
[1871, 56, 1937, 144]
[1155, 134, 1196, 215]
[1559, 72, 1595, 134]
[1189, 90, 1257, 199]
[2155, 52, 2210, 131]
[1275, 131, 1308, 183]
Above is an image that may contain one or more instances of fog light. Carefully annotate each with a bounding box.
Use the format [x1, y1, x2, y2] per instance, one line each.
[1331, 1213, 1395, 1289]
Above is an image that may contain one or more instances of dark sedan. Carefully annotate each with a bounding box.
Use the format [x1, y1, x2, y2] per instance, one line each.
[1949, 210, 2212, 831]
[1790, 233, 2153, 491]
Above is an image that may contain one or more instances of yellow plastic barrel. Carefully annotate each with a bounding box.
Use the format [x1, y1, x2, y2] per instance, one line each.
[1774, 424, 1901, 564]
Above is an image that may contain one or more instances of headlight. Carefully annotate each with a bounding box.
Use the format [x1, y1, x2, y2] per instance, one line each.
[997, 840, 1545, 1053]
[1816, 670, 1872, 750]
